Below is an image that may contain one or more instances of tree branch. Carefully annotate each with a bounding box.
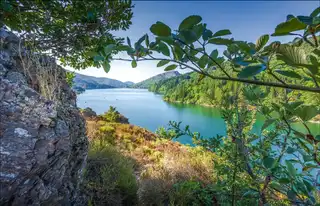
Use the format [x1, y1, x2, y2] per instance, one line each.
[112, 57, 320, 93]
[174, 38, 231, 78]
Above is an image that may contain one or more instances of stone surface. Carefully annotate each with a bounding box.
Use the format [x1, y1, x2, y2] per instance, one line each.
[0, 29, 88, 206]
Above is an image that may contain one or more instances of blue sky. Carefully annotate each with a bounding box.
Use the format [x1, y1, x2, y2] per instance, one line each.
[67, 1, 319, 83]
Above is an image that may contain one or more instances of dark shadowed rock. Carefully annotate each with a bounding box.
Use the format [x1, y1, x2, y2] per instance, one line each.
[80, 107, 97, 120]
[0, 29, 88, 206]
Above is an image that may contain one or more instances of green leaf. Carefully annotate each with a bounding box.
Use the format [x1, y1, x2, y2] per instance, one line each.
[263, 157, 276, 169]
[179, 15, 202, 31]
[285, 160, 296, 177]
[94, 55, 104, 62]
[149, 42, 157, 49]
[156, 36, 174, 45]
[173, 45, 183, 60]
[309, 55, 319, 66]
[275, 70, 301, 79]
[209, 49, 218, 59]
[272, 18, 307, 36]
[136, 35, 146, 47]
[297, 16, 313, 25]
[269, 182, 283, 191]
[287, 190, 296, 200]
[278, 178, 290, 184]
[255, 34, 269, 52]
[208, 38, 233, 45]
[164, 64, 177, 71]
[150, 21, 171, 37]
[287, 15, 295, 21]
[310, 7, 320, 17]
[127, 37, 132, 47]
[116, 45, 132, 52]
[131, 60, 137, 68]
[295, 105, 319, 121]
[102, 61, 110, 73]
[242, 190, 259, 197]
[292, 37, 303, 47]
[190, 46, 202, 56]
[180, 30, 199, 43]
[87, 51, 99, 57]
[193, 24, 204, 40]
[303, 179, 314, 192]
[212, 29, 232, 37]
[104, 44, 115, 55]
[286, 147, 295, 154]
[158, 42, 170, 56]
[202, 29, 213, 41]
[276, 45, 307, 66]
[198, 55, 208, 69]
[145, 34, 149, 47]
[261, 119, 276, 131]
[302, 163, 318, 171]
[235, 41, 252, 54]
[313, 16, 320, 25]
[238, 65, 265, 78]
[313, 49, 320, 57]
[303, 64, 318, 75]
[157, 60, 170, 67]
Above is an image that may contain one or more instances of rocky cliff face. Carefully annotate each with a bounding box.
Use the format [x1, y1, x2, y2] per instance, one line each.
[0, 29, 88, 205]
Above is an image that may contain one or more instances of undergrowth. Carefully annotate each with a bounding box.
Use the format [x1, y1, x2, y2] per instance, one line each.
[82, 110, 284, 206]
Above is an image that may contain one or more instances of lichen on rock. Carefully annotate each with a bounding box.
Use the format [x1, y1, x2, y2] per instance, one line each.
[0, 28, 88, 206]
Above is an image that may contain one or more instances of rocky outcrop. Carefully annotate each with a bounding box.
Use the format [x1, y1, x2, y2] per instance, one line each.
[80, 107, 97, 120]
[0, 29, 88, 205]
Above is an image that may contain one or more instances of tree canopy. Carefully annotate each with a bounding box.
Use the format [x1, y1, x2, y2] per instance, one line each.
[0, 0, 133, 69]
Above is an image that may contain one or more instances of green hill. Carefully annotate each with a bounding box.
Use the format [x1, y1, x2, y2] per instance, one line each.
[73, 73, 132, 90]
[132, 71, 181, 89]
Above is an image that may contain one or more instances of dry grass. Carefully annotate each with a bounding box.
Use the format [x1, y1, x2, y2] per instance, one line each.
[85, 119, 218, 205]
[14, 39, 62, 101]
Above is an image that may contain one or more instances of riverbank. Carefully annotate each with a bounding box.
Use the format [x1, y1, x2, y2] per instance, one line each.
[162, 96, 320, 124]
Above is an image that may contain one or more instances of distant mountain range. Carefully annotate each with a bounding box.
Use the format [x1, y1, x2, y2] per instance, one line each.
[73, 71, 181, 92]
[73, 73, 130, 91]
[132, 71, 181, 89]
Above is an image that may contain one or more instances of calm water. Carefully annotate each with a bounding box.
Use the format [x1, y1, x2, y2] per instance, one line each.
[77, 88, 320, 145]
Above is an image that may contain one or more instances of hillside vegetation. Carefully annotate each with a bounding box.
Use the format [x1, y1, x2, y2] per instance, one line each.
[81, 107, 297, 206]
[73, 73, 132, 91]
[132, 71, 181, 89]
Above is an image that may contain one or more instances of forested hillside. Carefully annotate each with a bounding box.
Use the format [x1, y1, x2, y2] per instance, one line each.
[149, 39, 320, 108]
[132, 71, 181, 88]
[73, 73, 131, 90]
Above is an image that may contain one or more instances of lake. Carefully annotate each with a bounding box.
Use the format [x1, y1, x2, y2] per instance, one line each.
[77, 88, 320, 145]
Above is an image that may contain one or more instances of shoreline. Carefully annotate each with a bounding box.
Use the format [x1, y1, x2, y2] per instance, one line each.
[162, 98, 320, 124]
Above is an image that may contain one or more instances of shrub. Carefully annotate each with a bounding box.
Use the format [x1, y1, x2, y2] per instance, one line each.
[82, 144, 138, 206]
[137, 178, 170, 206]
[100, 106, 129, 123]
[155, 126, 177, 140]
[169, 181, 216, 206]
